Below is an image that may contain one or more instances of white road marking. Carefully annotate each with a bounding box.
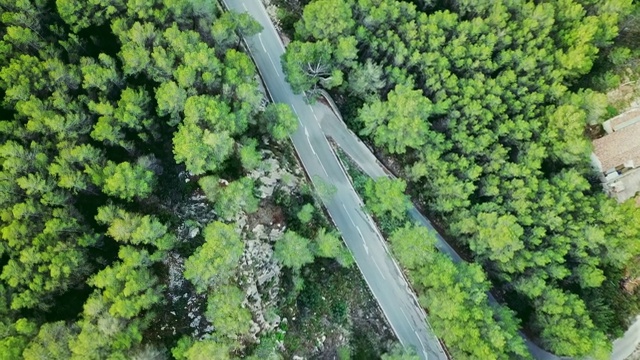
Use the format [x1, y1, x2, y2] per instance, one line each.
[414, 330, 429, 358]
[400, 307, 410, 323]
[291, 106, 302, 125]
[356, 226, 369, 254]
[373, 259, 386, 279]
[317, 157, 329, 176]
[305, 134, 316, 155]
[342, 203, 356, 226]
[242, 3, 248, 10]
[258, 34, 267, 52]
[265, 52, 279, 75]
[309, 105, 320, 122]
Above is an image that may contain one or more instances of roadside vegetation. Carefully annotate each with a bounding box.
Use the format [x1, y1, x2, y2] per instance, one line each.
[0, 0, 394, 359]
[283, 0, 640, 358]
[338, 149, 529, 359]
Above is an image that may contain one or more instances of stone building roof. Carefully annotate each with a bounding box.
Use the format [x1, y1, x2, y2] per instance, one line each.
[593, 120, 640, 172]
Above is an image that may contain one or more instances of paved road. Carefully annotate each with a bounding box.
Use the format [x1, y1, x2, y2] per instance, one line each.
[612, 316, 640, 360]
[320, 91, 640, 360]
[222, 2, 640, 359]
[221, 1, 448, 359]
[319, 92, 569, 360]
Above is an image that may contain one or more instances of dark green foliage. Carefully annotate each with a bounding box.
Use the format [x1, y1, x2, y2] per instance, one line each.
[287, 0, 640, 357]
[0, 0, 272, 358]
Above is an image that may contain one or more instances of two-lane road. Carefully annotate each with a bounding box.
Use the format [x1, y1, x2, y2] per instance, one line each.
[221, 1, 447, 359]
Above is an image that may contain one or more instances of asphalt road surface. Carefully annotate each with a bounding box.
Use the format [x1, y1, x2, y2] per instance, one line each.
[221, 1, 448, 359]
[221, 1, 640, 359]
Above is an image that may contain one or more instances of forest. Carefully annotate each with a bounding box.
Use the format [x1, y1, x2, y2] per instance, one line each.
[0, 0, 398, 359]
[281, 0, 640, 358]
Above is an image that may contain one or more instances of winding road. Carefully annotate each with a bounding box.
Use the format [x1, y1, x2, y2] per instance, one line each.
[222, 1, 640, 359]
[221, 1, 447, 359]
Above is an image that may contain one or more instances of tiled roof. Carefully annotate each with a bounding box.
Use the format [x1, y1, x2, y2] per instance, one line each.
[609, 108, 640, 131]
[593, 121, 640, 172]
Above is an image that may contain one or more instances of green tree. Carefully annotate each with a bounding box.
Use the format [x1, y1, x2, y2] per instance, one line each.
[282, 40, 343, 94]
[183, 339, 231, 360]
[389, 224, 437, 270]
[94, 161, 156, 201]
[238, 138, 262, 172]
[359, 84, 435, 154]
[296, 0, 355, 41]
[205, 285, 251, 338]
[155, 81, 187, 126]
[364, 177, 410, 220]
[262, 103, 298, 141]
[348, 59, 385, 99]
[296, 203, 315, 224]
[95, 205, 175, 251]
[23, 321, 77, 360]
[381, 343, 420, 360]
[173, 122, 234, 175]
[88, 247, 163, 319]
[198, 176, 258, 220]
[274, 231, 314, 271]
[313, 227, 352, 267]
[184, 221, 244, 293]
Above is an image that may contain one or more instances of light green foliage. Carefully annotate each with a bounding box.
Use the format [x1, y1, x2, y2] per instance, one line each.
[238, 138, 262, 171]
[88, 247, 163, 319]
[183, 339, 231, 360]
[263, 103, 298, 141]
[296, 0, 355, 40]
[380, 343, 420, 360]
[544, 104, 592, 165]
[173, 122, 235, 175]
[456, 212, 525, 269]
[0, 318, 37, 360]
[199, 176, 258, 220]
[364, 177, 410, 220]
[205, 285, 251, 338]
[534, 289, 611, 358]
[389, 224, 437, 270]
[313, 227, 352, 267]
[23, 321, 77, 360]
[348, 59, 385, 99]
[211, 11, 262, 51]
[95, 204, 175, 251]
[155, 81, 187, 125]
[183, 221, 244, 293]
[281, 40, 343, 94]
[296, 203, 315, 224]
[222, 49, 262, 112]
[359, 84, 434, 154]
[69, 294, 146, 359]
[414, 253, 530, 359]
[80, 54, 122, 92]
[173, 95, 243, 175]
[274, 230, 314, 271]
[96, 161, 156, 201]
[56, 0, 125, 32]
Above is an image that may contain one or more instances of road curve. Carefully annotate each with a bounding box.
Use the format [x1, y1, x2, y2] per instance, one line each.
[220, 1, 448, 359]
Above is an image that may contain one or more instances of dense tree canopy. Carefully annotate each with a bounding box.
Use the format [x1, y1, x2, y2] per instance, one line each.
[0, 0, 301, 358]
[286, 0, 640, 357]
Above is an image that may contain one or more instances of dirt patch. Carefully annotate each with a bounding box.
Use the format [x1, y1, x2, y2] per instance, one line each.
[247, 199, 285, 232]
[281, 260, 396, 359]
